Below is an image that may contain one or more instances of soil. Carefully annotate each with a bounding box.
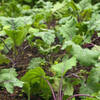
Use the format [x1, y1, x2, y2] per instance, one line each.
[0, 24, 100, 100]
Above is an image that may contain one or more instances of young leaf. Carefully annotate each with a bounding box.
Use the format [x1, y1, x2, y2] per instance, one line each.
[0, 16, 32, 29]
[21, 67, 51, 100]
[64, 82, 74, 96]
[69, 1, 79, 11]
[81, 9, 92, 21]
[0, 68, 23, 93]
[39, 45, 61, 54]
[72, 35, 83, 44]
[80, 66, 100, 95]
[0, 37, 12, 53]
[61, 41, 100, 66]
[51, 1, 70, 18]
[83, 91, 100, 100]
[28, 57, 46, 70]
[59, 18, 78, 40]
[34, 30, 55, 45]
[88, 13, 100, 31]
[5, 27, 27, 46]
[23, 82, 30, 100]
[28, 27, 39, 34]
[79, 0, 92, 10]
[21, 67, 47, 83]
[0, 54, 10, 65]
[51, 57, 77, 76]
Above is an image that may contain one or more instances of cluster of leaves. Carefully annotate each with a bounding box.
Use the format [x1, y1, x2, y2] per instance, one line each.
[0, 0, 100, 100]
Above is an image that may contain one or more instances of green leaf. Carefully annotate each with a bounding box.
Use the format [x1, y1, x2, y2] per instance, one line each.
[95, 63, 100, 68]
[28, 27, 39, 34]
[21, 67, 46, 83]
[24, 0, 32, 3]
[64, 82, 74, 95]
[0, 30, 6, 37]
[23, 82, 30, 100]
[0, 16, 32, 29]
[51, 57, 77, 76]
[81, 9, 92, 21]
[39, 45, 61, 54]
[72, 35, 83, 44]
[5, 27, 27, 46]
[34, 30, 55, 45]
[69, 1, 79, 11]
[92, 45, 100, 53]
[34, 39, 48, 48]
[97, 33, 100, 37]
[61, 40, 74, 51]
[61, 41, 100, 66]
[28, 57, 46, 70]
[0, 44, 4, 51]
[1, 37, 12, 53]
[22, 5, 30, 10]
[80, 66, 100, 95]
[51, 1, 70, 18]
[88, 13, 100, 31]
[79, 0, 92, 10]
[21, 67, 51, 100]
[0, 68, 23, 93]
[59, 18, 78, 40]
[76, 22, 88, 36]
[0, 54, 10, 65]
[32, 14, 45, 28]
[59, 16, 71, 25]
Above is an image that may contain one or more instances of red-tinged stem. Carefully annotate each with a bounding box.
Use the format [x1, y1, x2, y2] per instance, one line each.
[6, 56, 16, 72]
[6, 57, 15, 65]
[90, 43, 100, 52]
[42, 77, 56, 100]
[91, 37, 100, 43]
[62, 85, 67, 98]
[6, 57, 16, 72]
[67, 73, 80, 79]
[67, 94, 95, 100]
[60, 75, 63, 100]
[15, 42, 25, 62]
[0, 80, 11, 83]
[60, 64, 65, 100]
[86, 43, 100, 52]
[0, 39, 10, 51]
[10, 63, 16, 72]
[24, 45, 30, 50]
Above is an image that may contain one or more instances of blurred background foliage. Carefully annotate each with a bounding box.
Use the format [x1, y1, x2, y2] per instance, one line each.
[0, 0, 99, 6]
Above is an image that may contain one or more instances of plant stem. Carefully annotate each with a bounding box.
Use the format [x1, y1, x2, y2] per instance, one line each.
[42, 77, 56, 100]
[89, 43, 100, 52]
[1, 0, 4, 6]
[0, 39, 10, 52]
[10, 63, 16, 72]
[62, 85, 67, 97]
[91, 37, 100, 43]
[24, 45, 30, 50]
[15, 42, 25, 62]
[67, 94, 95, 100]
[66, 73, 80, 79]
[60, 64, 65, 100]
[60, 75, 63, 100]
[6, 57, 15, 64]
[12, 18, 17, 58]
[0, 80, 11, 83]
[6, 57, 16, 72]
